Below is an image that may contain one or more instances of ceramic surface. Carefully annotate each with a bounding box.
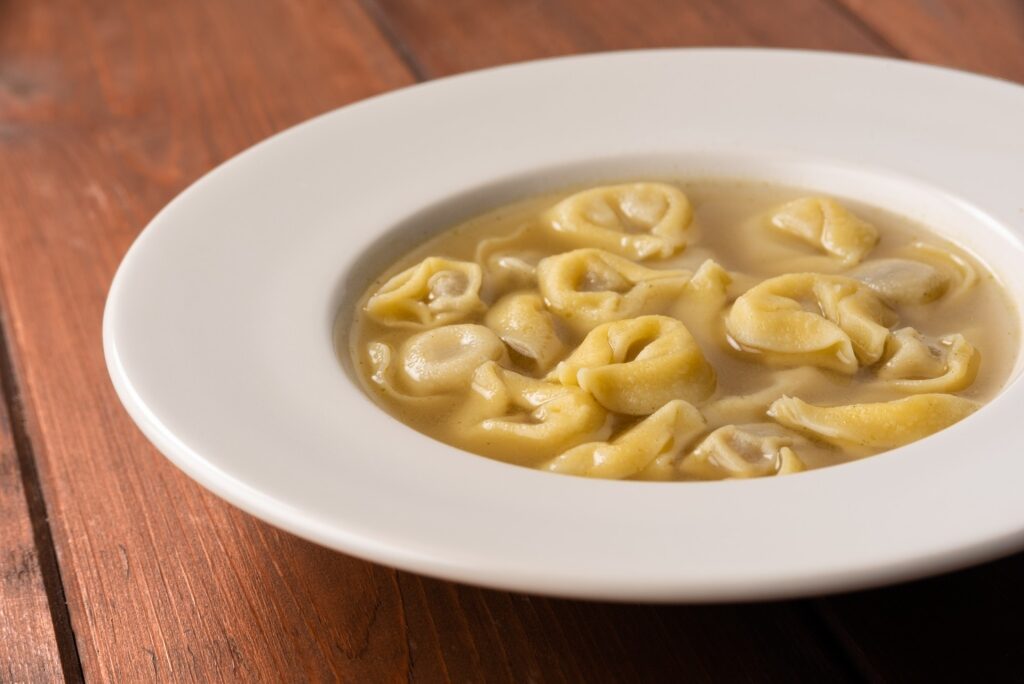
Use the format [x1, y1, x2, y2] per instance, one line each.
[104, 50, 1024, 601]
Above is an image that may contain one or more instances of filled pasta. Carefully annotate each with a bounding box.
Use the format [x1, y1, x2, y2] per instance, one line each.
[769, 196, 879, 264]
[904, 241, 978, 299]
[454, 361, 610, 464]
[543, 400, 705, 479]
[726, 273, 896, 373]
[876, 328, 980, 393]
[548, 315, 715, 414]
[484, 292, 565, 373]
[545, 183, 693, 260]
[366, 257, 484, 328]
[537, 248, 690, 334]
[679, 424, 809, 479]
[850, 258, 949, 305]
[767, 393, 979, 449]
[351, 180, 1015, 480]
[397, 324, 508, 396]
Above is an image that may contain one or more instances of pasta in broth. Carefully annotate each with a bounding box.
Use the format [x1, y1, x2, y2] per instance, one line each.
[348, 180, 1018, 480]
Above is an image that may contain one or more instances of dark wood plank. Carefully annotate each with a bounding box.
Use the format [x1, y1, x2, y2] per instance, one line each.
[835, 0, 1024, 82]
[0, 333, 64, 684]
[362, 0, 897, 78]
[817, 553, 1024, 680]
[396, 575, 856, 682]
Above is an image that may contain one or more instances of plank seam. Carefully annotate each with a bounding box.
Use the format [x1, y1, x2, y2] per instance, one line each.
[809, 599, 881, 683]
[826, 0, 906, 57]
[0, 309, 85, 683]
[355, 0, 431, 81]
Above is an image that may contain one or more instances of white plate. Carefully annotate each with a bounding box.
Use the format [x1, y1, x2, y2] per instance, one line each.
[104, 49, 1024, 602]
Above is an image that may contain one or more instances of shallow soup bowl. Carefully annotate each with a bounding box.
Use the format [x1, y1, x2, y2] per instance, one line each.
[105, 49, 1024, 601]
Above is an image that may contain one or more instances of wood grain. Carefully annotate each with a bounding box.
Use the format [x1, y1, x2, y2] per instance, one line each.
[0, 0, 415, 680]
[835, 0, 1024, 82]
[393, 576, 855, 682]
[0, 328, 63, 683]
[2, 0, 1023, 679]
[363, 0, 897, 78]
[0, 0, 861, 680]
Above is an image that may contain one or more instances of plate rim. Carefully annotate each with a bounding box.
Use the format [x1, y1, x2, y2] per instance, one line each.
[104, 47, 1024, 602]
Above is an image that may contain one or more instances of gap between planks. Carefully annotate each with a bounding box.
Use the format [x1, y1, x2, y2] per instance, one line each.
[825, 0, 906, 57]
[0, 309, 85, 682]
[356, 0, 431, 81]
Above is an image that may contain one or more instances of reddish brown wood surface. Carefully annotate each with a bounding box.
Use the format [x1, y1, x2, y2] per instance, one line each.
[1, 0, 1023, 681]
[0, 333, 63, 683]
[0, 0, 414, 680]
[363, 0, 896, 77]
[836, 0, 1024, 81]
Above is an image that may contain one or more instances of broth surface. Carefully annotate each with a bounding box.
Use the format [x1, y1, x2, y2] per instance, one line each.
[347, 180, 1019, 480]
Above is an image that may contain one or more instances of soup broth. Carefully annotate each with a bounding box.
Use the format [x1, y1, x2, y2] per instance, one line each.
[347, 180, 1018, 480]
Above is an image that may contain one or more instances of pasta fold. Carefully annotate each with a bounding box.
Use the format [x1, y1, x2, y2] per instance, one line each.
[546, 183, 692, 259]
[679, 423, 808, 479]
[397, 324, 507, 396]
[770, 197, 879, 264]
[538, 248, 690, 334]
[904, 241, 978, 299]
[548, 315, 715, 414]
[475, 224, 547, 292]
[876, 328, 980, 393]
[456, 361, 610, 463]
[484, 292, 565, 373]
[767, 393, 979, 448]
[850, 258, 949, 305]
[725, 273, 896, 373]
[366, 257, 484, 328]
[543, 400, 705, 479]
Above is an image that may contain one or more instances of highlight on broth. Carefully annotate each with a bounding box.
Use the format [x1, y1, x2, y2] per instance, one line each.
[348, 180, 1018, 481]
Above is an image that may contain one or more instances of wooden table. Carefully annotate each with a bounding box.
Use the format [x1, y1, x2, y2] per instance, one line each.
[1, 1, 1023, 680]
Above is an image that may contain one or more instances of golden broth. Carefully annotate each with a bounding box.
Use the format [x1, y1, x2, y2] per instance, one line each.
[346, 180, 1018, 480]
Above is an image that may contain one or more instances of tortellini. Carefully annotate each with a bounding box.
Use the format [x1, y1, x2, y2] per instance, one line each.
[669, 259, 733, 328]
[363, 341, 461, 413]
[366, 257, 484, 328]
[679, 424, 808, 480]
[850, 258, 949, 305]
[397, 324, 507, 396]
[905, 241, 978, 299]
[456, 362, 610, 464]
[354, 181, 1008, 481]
[548, 315, 715, 414]
[681, 259, 732, 304]
[474, 225, 546, 292]
[726, 273, 896, 373]
[876, 328, 980, 393]
[769, 197, 879, 264]
[768, 394, 979, 449]
[485, 292, 565, 372]
[543, 400, 705, 479]
[546, 183, 693, 260]
[537, 248, 690, 334]
[484, 253, 541, 292]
